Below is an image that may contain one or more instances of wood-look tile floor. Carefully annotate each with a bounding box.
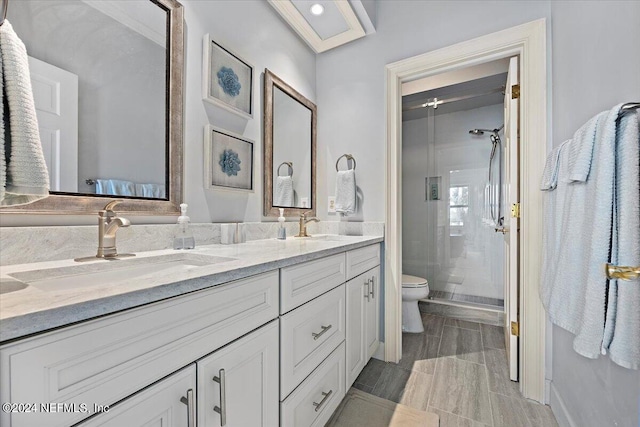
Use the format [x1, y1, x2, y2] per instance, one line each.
[353, 313, 559, 427]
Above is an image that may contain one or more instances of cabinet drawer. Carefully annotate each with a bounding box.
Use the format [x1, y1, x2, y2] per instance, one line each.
[281, 342, 346, 427]
[78, 365, 196, 427]
[346, 244, 380, 280]
[280, 284, 345, 399]
[280, 253, 346, 314]
[0, 271, 279, 427]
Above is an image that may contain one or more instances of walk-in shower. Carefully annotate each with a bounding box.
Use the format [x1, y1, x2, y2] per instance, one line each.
[402, 94, 506, 310]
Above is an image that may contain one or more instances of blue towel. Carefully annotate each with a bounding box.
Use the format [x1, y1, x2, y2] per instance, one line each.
[541, 104, 623, 360]
[95, 179, 135, 196]
[603, 110, 640, 369]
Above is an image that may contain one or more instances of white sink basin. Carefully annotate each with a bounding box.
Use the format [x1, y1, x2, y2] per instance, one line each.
[8, 253, 236, 292]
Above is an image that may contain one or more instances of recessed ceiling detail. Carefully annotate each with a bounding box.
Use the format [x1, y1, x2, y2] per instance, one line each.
[268, 0, 367, 53]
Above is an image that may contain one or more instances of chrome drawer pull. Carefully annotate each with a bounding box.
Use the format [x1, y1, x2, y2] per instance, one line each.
[369, 276, 375, 298]
[312, 324, 332, 340]
[213, 369, 227, 426]
[313, 390, 333, 412]
[364, 279, 370, 301]
[180, 389, 196, 427]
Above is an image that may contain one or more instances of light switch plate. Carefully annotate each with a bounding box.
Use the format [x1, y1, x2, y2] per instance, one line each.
[328, 196, 336, 213]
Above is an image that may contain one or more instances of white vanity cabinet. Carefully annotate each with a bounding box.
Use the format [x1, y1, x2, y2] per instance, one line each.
[197, 320, 279, 427]
[346, 266, 380, 388]
[0, 271, 279, 427]
[77, 365, 197, 427]
[0, 240, 383, 427]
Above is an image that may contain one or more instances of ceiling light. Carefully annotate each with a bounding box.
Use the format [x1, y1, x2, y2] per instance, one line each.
[310, 4, 324, 16]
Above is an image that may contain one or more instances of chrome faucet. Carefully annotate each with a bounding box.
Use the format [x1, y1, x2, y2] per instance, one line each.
[96, 201, 131, 258]
[296, 212, 320, 237]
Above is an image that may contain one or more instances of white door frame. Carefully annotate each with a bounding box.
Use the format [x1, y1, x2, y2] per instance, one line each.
[384, 19, 547, 402]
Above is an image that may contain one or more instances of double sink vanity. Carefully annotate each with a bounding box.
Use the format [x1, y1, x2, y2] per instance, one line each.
[0, 235, 383, 427]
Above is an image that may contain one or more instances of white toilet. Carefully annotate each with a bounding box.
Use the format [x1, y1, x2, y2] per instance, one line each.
[402, 274, 430, 333]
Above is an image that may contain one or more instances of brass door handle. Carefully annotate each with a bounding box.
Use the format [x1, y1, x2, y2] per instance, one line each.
[495, 227, 508, 234]
[606, 264, 640, 281]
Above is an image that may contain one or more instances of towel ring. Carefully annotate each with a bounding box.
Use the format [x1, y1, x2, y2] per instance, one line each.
[336, 154, 356, 172]
[277, 161, 293, 177]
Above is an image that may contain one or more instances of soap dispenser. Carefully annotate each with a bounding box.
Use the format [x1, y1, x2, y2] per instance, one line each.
[173, 203, 195, 250]
[277, 208, 286, 240]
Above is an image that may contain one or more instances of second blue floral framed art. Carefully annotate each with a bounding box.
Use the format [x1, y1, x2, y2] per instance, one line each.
[204, 125, 254, 192]
[203, 35, 254, 119]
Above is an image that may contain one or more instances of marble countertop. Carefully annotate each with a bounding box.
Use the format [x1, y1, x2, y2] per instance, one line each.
[0, 235, 383, 343]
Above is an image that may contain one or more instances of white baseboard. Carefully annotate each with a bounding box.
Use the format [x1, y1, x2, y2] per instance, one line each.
[545, 379, 551, 404]
[549, 381, 577, 427]
[373, 341, 385, 361]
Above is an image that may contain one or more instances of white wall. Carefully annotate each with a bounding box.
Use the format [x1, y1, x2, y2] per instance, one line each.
[315, 1, 550, 221]
[548, 2, 640, 427]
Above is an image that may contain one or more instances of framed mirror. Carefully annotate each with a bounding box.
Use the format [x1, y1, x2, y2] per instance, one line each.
[2, 0, 183, 215]
[263, 69, 316, 217]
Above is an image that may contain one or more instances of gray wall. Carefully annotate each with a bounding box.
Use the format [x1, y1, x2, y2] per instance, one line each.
[182, 0, 316, 223]
[549, 2, 640, 427]
[315, 0, 550, 222]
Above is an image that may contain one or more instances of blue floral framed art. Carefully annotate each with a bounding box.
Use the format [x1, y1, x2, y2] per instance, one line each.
[204, 125, 254, 192]
[203, 35, 254, 119]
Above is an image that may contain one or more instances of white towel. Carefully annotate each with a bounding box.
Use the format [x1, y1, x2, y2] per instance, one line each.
[603, 110, 640, 369]
[274, 176, 293, 207]
[0, 21, 49, 206]
[135, 183, 166, 198]
[540, 140, 569, 191]
[95, 179, 135, 197]
[335, 169, 356, 214]
[541, 104, 623, 360]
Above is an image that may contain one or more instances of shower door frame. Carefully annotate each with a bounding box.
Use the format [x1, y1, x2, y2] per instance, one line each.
[384, 19, 547, 402]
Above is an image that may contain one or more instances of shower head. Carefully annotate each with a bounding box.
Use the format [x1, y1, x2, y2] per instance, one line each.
[469, 125, 505, 136]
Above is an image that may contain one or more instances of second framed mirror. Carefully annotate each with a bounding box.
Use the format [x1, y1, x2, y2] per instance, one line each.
[263, 69, 316, 217]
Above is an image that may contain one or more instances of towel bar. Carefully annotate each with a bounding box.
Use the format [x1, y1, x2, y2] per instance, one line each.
[86, 179, 95, 185]
[277, 162, 293, 177]
[605, 264, 640, 281]
[336, 154, 356, 171]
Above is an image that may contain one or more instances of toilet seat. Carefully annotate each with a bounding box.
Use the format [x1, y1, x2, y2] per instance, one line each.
[402, 274, 428, 288]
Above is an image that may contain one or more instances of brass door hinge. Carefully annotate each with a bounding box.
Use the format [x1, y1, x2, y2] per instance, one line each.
[512, 84, 520, 99]
[511, 321, 520, 337]
[511, 203, 520, 218]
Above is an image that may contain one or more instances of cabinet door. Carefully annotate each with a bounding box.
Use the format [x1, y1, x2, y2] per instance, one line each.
[197, 320, 279, 427]
[78, 365, 196, 427]
[365, 266, 380, 359]
[345, 275, 366, 388]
